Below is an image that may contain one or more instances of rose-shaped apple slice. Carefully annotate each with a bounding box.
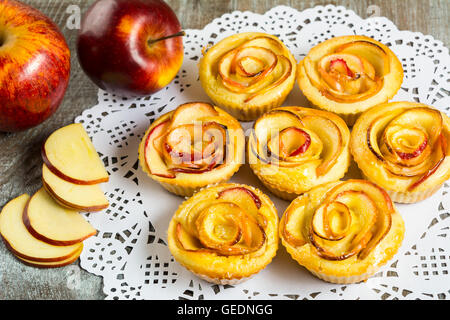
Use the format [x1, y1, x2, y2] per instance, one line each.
[310, 190, 378, 260]
[163, 122, 226, 173]
[195, 202, 266, 256]
[219, 46, 278, 91]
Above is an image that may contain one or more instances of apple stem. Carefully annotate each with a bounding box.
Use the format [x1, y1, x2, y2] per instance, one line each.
[148, 31, 186, 46]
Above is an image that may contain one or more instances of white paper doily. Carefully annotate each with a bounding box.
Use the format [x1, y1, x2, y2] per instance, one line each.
[75, 5, 450, 300]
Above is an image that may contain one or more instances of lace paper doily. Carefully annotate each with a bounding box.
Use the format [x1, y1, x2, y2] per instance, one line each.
[75, 5, 450, 300]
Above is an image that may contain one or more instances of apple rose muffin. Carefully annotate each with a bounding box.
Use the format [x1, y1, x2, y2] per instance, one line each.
[168, 183, 279, 284]
[280, 179, 404, 284]
[138, 102, 245, 197]
[248, 106, 351, 200]
[199, 32, 297, 121]
[351, 101, 450, 203]
[297, 35, 403, 126]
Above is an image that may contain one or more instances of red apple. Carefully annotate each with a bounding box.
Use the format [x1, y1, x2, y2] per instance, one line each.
[0, 0, 70, 132]
[76, 0, 184, 97]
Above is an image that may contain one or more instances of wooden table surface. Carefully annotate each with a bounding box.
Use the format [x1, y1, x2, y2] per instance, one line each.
[0, 0, 448, 300]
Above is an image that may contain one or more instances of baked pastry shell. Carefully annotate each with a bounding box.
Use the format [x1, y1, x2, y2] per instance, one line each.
[199, 32, 297, 121]
[297, 35, 404, 126]
[350, 101, 450, 203]
[167, 183, 279, 283]
[138, 106, 245, 197]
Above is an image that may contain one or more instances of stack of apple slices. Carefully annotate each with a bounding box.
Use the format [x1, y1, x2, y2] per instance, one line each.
[0, 123, 109, 268]
[41, 123, 109, 212]
[0, 189, 96, 267]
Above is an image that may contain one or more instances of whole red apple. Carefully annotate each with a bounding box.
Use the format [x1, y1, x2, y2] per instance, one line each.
[76, 0, 184, 97]
[0, 0, 70, 132]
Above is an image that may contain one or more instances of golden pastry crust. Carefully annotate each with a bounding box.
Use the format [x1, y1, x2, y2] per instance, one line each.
[297, 35, 403, 126]
[167, 183, 279, 284]
[351, 101, 450, 203]
[248, 106, 351, 200]
[279, 180, 404, 283]
[138, 102, 245, 197]
[199, 32, 297, 121]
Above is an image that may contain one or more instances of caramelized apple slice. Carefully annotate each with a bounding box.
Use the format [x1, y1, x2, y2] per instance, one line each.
[277, 127, 311, 158]
[42, 123, 108, 185]
[170, 102, 219, 127]
[389, 107, 443, 148]
[144, 120, 175, 178]
[282, 197, 308, 247]
[336, 40, 390, 77]
[301, 115, 343, 176]
[176, 223, 205, 252]
[24, 188, 97, 246]
[42, 164, 109, 212]
[311, 201, 352, 241]
[244, 55, 292, 102]
[217, 186, 265, 226]
[310, 190, 378, 260]
[15, 244, 83, 268]
[0, 194, 83, 262]
[219, 46, 278, 90]
[195, 202, 266, 256]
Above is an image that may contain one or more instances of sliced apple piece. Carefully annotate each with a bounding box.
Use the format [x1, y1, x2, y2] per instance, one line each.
[0, 194, 83, 262]
[23, 188, 97, 246]
[15, 244, 83, 268]
[278, 127, 312, 158]
[42, 123, 108, 185]
[42, 164, 109, 212]
[144, 120, 175, 178]
[170, 102, 219, 127]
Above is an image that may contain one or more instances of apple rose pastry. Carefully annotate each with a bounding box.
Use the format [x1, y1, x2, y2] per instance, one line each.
[248, 106, 351, 200]
[138, 102, 245, 197]
[351, 101, 450, 203]
[199, 32, 297, 121]
[168, 183, 279, 284]
[280, 179, 404, 284]
[297, 35, 403, 125]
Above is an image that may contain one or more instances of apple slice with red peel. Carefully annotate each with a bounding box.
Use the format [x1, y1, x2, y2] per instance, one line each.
[42, 164, 109, 212]
[23, 188, 97, 246]
[15, 244, 83, 268]
[144, 120, 175, 178]
[336, 40, 389, 77]
[217, 187, 264, 226]
[301, 115, 343, 176]
[278, 127, 312, 158]
[42, 123, 109, 185]
[0, 194, 83, 263]
[170, 102, 218, 127]
[408, 134, 447, 191]
[282, 197, 309, 247]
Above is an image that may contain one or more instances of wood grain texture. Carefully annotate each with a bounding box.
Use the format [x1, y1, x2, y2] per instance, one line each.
[0, 0, 448, 300]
